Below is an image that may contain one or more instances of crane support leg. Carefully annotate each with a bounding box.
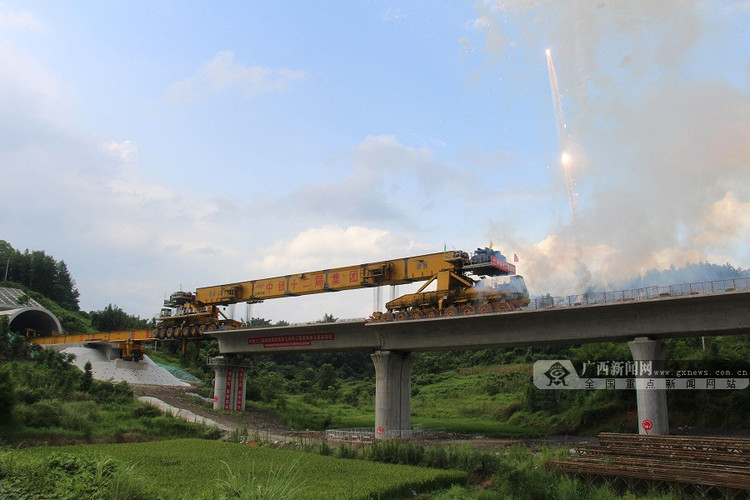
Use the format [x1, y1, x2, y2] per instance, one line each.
[371, 350, 414, 439]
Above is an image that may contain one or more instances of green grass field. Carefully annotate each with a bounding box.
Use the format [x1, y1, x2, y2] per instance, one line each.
[255, 362, 547, 437]
[4, 439, 466, 499]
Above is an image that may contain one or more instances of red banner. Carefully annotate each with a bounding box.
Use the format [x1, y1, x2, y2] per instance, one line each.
[236, 367, 245, 411]
[491, 255, 516, 274]
[224, 366, 234, 410]
[248, 333, 334, 348]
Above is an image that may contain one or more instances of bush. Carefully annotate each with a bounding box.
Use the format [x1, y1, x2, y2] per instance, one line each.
[0, 365, 17, 424]
[360, 441, 497, 479]
[142, 413, 221, 440]
[15, 399, 99, 437]
[213, 457, 308, 500]
[335, 442, 357, 459]
[89, 380, 133, 405]
[131, 401, 162, 418]
[19, 399, 62, 428]
[0, 451, 153, 499]
[59, 400, 100, 432]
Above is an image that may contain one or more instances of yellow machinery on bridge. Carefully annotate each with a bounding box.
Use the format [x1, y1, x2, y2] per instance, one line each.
[152, 247, 529, 339]
[30, 329, 151, 361]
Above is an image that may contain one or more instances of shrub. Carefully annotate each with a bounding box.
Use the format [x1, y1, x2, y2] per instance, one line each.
[360, 441, 497, 479]
[228, 427, 249, 443]
[59, 400, 100, 432]
[335, 442, 357, 459]
[80, 361, 93, 392]
[213, 457, 308, 500]
[0, 365, 17, 425]
[0, 451, 152, 499]
[89, 380, 133, 405]
[131, 401, 162, 418]
[19, 399, 62, 428]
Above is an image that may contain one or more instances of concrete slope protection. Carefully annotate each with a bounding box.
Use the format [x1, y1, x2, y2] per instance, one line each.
[61, 345, 189, 387]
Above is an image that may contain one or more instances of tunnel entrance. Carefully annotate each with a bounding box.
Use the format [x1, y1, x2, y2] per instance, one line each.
[0, 287, 62, 336]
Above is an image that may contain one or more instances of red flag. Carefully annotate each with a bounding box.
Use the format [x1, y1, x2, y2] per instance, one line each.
[513, 253, 519, 263]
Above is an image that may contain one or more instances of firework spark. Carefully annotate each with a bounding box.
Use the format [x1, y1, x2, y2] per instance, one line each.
[546, 49, 577, 218]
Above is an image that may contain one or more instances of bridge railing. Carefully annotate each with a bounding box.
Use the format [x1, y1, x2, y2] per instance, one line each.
[326, 428, 375, 443]
[326, 427, 449, 443]
[527, 277, 750, 310]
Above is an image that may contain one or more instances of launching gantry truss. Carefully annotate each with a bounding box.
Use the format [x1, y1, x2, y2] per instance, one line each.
[151, 247, 527, 340]
[29, 246, 528, 360]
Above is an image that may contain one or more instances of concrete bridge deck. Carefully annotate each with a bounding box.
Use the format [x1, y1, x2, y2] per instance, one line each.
[213, 289, 750, 354]
[30, 279, 750, 439]
[210, 286, 749, 438]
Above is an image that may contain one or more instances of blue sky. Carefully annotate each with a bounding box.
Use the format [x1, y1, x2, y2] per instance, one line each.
[2, 1, 749, 323]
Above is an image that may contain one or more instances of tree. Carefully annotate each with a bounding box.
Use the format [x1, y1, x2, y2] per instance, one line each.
[0, 364, 16, 424]
[0, 317, 33, 360]
[52, 260, 80, 310]
[247, 317, 272, 327]
[316, 363, 337, 392]
[80, 361, 93, 392]
[0, 241, 81, 311]
[90, 304, 149, 331]
[0, 240, 12, 281]
[320, 313, 337, 323]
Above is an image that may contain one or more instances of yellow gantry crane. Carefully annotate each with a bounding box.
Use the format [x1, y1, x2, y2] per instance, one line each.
[29, 246, 529, 356]
[152, 247, 528, 339]
[30, 329, 150, 361]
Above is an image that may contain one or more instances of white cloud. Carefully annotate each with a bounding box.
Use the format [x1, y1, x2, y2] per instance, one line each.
[0, 44, 73, 131]
[382, 8, 410, 21]
[0, 8, 44, 32]
[251, 225, 426, 276]
[168, 51, 305, 103]
[226, 225, 432, 322]
[694, 192, 750, 250]
[0, 41, 431, 321]
[0, 42, 259, 316]
[252, 134, 477, 230]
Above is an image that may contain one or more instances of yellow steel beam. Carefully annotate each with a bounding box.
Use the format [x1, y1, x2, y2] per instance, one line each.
[195, 251, 462, 306]
[29, 329, 152, 345]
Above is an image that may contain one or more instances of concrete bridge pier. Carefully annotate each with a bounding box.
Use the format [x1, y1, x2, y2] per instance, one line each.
[628, 337, 669, 435]
[371, 350, 414, 439]
[210, 356, 251, 411]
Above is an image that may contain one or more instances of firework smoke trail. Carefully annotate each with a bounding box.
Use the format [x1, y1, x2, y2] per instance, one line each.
[546, 49, 577, 218]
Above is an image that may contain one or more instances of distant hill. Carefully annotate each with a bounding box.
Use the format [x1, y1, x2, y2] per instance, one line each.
[616, 262, 748, 290]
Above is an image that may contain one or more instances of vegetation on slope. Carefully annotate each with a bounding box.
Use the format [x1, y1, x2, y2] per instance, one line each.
[150, 331, 748, 437]
[0, 240, 80, 311]
[0, 317, 220, 446]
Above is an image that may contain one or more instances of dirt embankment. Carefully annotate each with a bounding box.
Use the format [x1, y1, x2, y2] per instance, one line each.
[132, 384, 321, 443]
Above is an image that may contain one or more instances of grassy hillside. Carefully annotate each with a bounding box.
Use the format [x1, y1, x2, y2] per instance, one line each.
[0, 318, 220, 446]
[202, 335, 750, 436]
